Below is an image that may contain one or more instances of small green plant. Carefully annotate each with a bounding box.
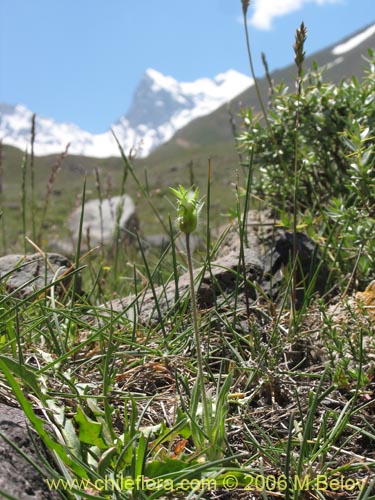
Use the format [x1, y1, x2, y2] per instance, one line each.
[169, 184, 202, 235]
[169, 184, 233, 462]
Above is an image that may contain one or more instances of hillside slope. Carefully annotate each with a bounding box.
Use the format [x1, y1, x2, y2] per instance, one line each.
[150, 23, 375, 158]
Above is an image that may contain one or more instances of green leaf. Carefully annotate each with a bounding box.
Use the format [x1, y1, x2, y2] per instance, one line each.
[0, 359, 88, 477]
[145, 457, 190, 479]
[134, 433, 148, 479]
[175, 408, 192, 439]
[75, 406, 108, 449]
[0, 355, 43, 399]
[47, 398, 82, 459]
[97, 446, 117, 476]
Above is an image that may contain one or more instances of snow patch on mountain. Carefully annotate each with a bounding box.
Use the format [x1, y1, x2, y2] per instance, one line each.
[332, 23, 375, 55]
[0, 103, 117, 157]
[0, 69, 253, 158]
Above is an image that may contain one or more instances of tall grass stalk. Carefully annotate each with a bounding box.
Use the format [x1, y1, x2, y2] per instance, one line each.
[241, 0, 269, 128]
[291, 22, 307, 328]
[21, 151, 28, 254]
[38, 144, 70, 245]
[94, 167, 105, 255]
[135, 231, 168, 340]
[112, 131, 170, 235]
[261, 51, 274, 97]
[0, 140, 5, 253]
[30, 113, 37, 242]
[0, 139, 3, 196]
[203, 158, 219, 311]
[185, 231, 210, 432]
[0, 210, 5, 255]
[236, 149, 255, 323]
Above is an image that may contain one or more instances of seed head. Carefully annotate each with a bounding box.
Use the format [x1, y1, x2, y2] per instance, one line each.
[241, 0, 250, 16]
[294, 22, 308, 79]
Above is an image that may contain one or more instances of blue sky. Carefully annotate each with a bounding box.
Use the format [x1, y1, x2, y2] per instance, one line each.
[1, 0, 374, 133]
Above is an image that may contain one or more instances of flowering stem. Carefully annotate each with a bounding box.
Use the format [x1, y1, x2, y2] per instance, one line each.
[169, 184, 210, 440]
[291, 22, 307, 327]
[242, 7, 269, 130]
[185, 232, 210, 434]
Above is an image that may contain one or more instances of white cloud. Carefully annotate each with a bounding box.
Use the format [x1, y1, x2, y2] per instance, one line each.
[248, 0, 340, 30]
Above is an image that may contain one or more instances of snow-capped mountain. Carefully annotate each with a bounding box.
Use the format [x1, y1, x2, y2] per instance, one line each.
[2, 22, 373, 159]
[0, 103, 116, 158]
[0, 69, 253, 158]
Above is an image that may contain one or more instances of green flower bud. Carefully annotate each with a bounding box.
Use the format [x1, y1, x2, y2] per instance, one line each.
[169, 185, 202, 234]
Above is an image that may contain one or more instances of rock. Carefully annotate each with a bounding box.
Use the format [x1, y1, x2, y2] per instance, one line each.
[142, 233, 200, 253]
[105, 211, 330, 324]
[261, 230, 329, 308]
[215, 210, 274, 259]
[67, 194, 139, 251]
[141, 234, 171, 250]
[0, 253, 81, 299]
[216, 212, 329, 308]
[0, 403, 60, 499]
[109, 247, 264, 325]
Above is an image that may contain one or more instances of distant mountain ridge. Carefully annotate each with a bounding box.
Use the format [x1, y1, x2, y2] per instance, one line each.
[1, 22, 374, 160]
[0, 69, 252, 158]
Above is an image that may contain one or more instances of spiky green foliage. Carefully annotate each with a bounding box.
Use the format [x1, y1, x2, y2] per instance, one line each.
[238, 52, 375, 213]
[238, 52, 375, 283]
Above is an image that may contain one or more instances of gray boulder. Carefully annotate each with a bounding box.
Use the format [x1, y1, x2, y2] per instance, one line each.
[0, 253, 80, 299]
[67, 194, 139, 250]
[142, 233, 200, 253]
[106, 213, 329, 324]
[108, 247, 264, 325]
[0, 403, 60, 499]
[262, 230, 329, 308]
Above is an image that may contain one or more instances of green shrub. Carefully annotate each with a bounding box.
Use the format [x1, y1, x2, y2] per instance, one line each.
[238, 51, 375, 282]
[238, 51, 375, 214]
